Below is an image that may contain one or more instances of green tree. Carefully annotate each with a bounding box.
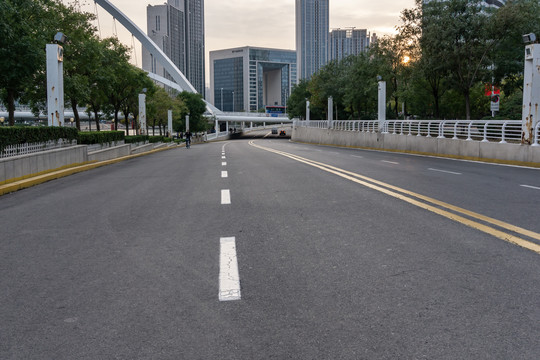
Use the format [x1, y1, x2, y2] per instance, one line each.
[120, 69, 155, 135]
[0, 0, 52, 125]
[342, 53, 379, 119]
[147, 87, 174, 135]
[176, 91, 208, 132]
[286, 79, 310, 120]
[60, 5, 100, 130]
[308, 59, 350, 120]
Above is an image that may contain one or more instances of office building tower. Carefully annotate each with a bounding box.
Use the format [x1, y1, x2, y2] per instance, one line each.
[142, 0, 205, 96]
[210, 46, 297, 112]
[329, 28, 371, 62]
[296, 0, 329, 81]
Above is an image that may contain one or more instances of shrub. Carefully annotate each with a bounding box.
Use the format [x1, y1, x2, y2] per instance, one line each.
[77, 131, 125, 145]
[0, 126, 79, 152]
[125, 135, 149, 144]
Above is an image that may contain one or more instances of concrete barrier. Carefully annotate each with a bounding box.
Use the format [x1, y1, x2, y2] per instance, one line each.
[131, 143, 155, 154]
[88, 144, 131, 162]
[292, 127, 540, 166]
[0, 146, 88, 184]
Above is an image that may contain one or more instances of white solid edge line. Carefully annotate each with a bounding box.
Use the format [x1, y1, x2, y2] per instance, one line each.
[221, 189, 231, 204]
[521, 184, 540, 190]
[219, 237, 241, 301]
[428, 168, 462, 175]
[221, 171, 228, 178]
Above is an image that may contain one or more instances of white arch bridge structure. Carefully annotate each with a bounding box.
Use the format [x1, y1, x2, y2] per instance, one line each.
[93, 0, 291, 128]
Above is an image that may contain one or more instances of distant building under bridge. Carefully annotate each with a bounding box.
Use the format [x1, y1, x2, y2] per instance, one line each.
[209, 46, 297, 113]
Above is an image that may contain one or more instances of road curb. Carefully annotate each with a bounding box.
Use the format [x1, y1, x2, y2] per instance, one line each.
[0, 143, 182, 197]
[291, 140, 540, 169]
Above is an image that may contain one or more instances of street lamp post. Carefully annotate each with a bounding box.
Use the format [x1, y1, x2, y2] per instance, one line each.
[220, 88, 223, 111]
[0, 117, 4, 126]
[232, 91, 235, 112]
[70, 117, 74, 127]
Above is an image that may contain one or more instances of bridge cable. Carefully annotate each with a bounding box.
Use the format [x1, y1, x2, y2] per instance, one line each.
[113, 17, 118, 38]
[131, 35, 138, 66]
[94, 1, 102, 38]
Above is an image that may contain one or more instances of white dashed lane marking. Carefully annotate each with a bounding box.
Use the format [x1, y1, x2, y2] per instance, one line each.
[219, 237, 241, 301]
[222, 171, 228, 178]
[521, 185, 540, 190]
[221, 189, 231, 205]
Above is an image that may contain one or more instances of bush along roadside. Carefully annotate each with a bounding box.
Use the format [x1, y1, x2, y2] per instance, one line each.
[125, 135, 149, 144]
[77, 131, 125, 145]
[0, 127, 79, 153]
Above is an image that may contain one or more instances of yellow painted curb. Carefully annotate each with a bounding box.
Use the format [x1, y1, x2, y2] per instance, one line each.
[0, 143, 181, 196]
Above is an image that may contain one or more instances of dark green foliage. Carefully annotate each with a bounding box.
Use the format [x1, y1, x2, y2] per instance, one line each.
[287, 0, 539, 121]
[125, 135, 149, 144]
[0, 127, 78, 152]
[148, 136, 168, 143]
[77, 131, 125, 145]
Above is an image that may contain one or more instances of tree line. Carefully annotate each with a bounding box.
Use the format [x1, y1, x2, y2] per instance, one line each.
[0, 0, 208, 133]
[287, 0, 540, 121]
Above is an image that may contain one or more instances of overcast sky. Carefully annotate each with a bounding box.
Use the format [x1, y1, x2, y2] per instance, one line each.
[73, 0, 415, 80]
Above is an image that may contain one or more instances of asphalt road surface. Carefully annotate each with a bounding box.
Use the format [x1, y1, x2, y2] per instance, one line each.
[1, 138, 539, 359]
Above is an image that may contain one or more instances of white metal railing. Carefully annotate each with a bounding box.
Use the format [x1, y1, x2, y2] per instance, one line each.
[296, 120, 537, 145]
[0, 139, 78, 159]
[206, 131, 229, 141]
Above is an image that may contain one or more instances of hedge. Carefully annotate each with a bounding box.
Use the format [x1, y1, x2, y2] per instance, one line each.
[125, 135, 149, 144]
[77, 131, 125, 145]
[0, 128, 173, 153]
[0, 126, 79, 152]
[125, 135, 172, 144]
[149, 136, 172, 143]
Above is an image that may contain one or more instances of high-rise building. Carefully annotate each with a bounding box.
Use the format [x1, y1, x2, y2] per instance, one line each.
[142, 0, 205, 96]
[329, 28, 371, 62]
[210, 46, 297, 112]
[296, 0, 329, 81]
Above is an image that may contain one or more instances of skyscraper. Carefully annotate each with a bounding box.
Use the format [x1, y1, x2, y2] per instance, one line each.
[296, 0, 329, 81]
[142, 0, 205, 96]
[329, 28, 371, 62]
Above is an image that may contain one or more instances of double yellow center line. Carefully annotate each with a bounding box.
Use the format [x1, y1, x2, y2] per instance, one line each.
[249, 141, 540, 255]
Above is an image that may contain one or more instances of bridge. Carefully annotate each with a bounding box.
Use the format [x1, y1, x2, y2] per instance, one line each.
[93, 0, 293, 126]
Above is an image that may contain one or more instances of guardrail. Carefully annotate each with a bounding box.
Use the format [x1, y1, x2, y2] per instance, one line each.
[296, 120, 540, 145]
[206, 131, 230, 141]
[0, 139, 78, 159]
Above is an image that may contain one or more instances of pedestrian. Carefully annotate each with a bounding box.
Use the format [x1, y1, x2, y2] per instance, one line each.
[185, 130, 192, 148]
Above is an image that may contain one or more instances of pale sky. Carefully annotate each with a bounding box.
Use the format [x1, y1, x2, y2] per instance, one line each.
[71, 0, 415, 82]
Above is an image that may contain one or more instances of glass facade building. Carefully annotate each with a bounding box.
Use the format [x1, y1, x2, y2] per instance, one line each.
[142, 0, 205, 96]
[210, 47, 297, 112]
[296, 0, 329, 81]
[329, 29, 371, 62]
